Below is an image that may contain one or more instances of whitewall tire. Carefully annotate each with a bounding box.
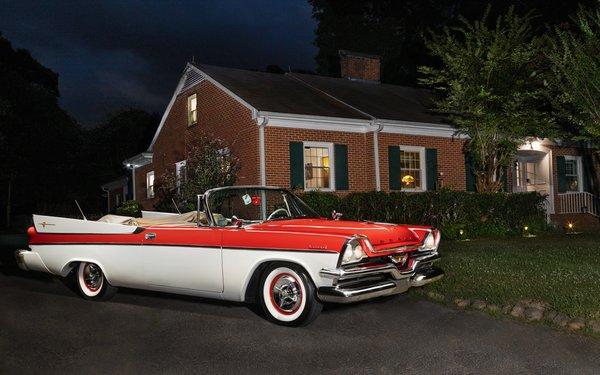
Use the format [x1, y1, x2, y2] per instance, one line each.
[259, 264, 322, 326]
[76, 262, 117, 301]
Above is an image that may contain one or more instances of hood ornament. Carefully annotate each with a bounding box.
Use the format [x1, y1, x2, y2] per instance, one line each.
[331, 210, 343, 220]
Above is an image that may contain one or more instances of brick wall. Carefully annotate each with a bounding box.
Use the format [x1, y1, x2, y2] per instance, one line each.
[264, 128, 468, 192]
[135, 80, 260, 209]
[264, 127, 377, 191]
[378, 133, 467, 191]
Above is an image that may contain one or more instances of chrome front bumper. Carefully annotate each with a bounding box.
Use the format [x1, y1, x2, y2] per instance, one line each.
[317, 252, 443, 303]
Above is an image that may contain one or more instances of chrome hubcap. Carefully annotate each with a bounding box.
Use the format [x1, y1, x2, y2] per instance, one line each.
[271, 275, 302, 313]
[83, 264, 102, 291]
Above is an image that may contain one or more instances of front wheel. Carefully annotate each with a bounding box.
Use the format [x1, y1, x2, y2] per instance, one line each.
[76, 262, 117, 301]
[259, 264, 322, 326]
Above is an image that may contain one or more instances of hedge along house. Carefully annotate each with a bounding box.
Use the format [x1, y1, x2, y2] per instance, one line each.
[120, 51, 599, 228]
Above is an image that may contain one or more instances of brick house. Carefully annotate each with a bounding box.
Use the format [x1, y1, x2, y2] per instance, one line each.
[119, 51, 599, 227]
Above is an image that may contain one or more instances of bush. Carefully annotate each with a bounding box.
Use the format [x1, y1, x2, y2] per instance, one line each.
[115, 200, 142, 218]
[298, 189, 548, 240]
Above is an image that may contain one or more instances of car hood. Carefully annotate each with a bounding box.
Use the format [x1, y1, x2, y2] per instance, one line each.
[251, 218, 428, 250]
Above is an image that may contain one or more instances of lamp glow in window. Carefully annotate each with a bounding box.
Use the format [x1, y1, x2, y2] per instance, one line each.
[400, 150, 422, 189]
[564, 157, 581, 192]
[146, 171, 155, 199]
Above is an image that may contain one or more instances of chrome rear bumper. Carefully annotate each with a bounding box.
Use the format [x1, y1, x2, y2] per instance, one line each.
[317, 252, 443, 303]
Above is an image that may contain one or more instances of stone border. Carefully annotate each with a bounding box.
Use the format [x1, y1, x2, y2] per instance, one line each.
[424, 291, 600, 334]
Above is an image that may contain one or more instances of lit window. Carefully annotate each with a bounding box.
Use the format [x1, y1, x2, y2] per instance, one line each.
[564, 156, 582, 192]
[399, 146, 425, 191]
[187, 94, 197, 125]
[303, 142, 334, 190]
[175, 161, 187, 191]
[146, 171, 155, 199]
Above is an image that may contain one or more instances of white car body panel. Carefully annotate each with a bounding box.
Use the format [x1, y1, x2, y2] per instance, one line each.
[33, 215, 137, 234]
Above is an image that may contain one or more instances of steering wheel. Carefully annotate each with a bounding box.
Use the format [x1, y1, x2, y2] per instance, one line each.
[267, 208, 290, 221]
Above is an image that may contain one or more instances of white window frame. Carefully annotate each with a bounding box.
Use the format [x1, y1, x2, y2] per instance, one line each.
[146, 171, 155, 199]
[399, 145, 427, 192]
[303, 141, 335, 192]
[187, 94, 197, 126]
[564, 155, 583, 192]
[175, 160, 187, 193]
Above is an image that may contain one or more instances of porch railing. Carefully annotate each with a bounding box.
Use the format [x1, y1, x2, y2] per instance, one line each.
[557, 192, 600, 217]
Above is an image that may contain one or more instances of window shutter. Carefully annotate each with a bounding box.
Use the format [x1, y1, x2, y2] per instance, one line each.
[465, 153, 476, 192]
[582, 155, 591, 192]
[426, 148, 438, 191]
[289, 142, 304, 189]
[556, 156, 567, 193]
[334, 144, 349, 190]
[388, 146, 401, 190]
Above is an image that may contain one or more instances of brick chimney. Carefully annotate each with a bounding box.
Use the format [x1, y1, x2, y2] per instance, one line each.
[339, 50, 380, 83]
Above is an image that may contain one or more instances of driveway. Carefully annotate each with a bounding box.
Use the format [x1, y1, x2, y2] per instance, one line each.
[1, 261, 599, 374]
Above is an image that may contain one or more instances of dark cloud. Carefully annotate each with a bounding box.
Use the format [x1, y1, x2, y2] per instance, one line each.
[0, 0, 317, 126]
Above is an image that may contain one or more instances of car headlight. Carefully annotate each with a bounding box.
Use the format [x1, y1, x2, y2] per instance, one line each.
[419, 230, 440, 251]
[341, 237, 369, 265]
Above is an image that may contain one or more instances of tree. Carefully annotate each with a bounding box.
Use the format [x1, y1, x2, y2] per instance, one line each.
[80, 108, 159, 209]
[547, 3, 600, 194]
[418, 6, 555, 192]
[155, 136, 240, 212]
[0, 34, 82, 227]
[310, 0, 594, 85]
[548, 3, 600, 146]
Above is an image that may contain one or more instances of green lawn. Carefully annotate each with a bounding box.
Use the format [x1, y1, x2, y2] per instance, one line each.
[416, 233, 600, 321]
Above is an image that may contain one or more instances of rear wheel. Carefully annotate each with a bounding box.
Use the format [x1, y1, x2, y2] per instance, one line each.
[76, 262, 117, 301]
[259, 264, 322, 326]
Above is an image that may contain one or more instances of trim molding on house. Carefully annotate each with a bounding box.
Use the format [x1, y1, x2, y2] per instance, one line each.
[259, 111, 372, 133]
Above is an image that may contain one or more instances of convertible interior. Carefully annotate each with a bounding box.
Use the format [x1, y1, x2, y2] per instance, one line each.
[97, 211, 227, 227]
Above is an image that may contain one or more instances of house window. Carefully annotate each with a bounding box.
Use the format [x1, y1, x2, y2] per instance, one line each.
[564, 156, 582, 192]
[399, 146, 426, 191]
[187, 94, 197, 125]
[303, 142, 334, 190]
[146, 171, 155, 199]
[175, 160, 187, 191]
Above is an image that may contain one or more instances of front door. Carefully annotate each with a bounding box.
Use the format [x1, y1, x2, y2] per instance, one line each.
[142, 226, 223, 292]
[513, 149, 554, 214]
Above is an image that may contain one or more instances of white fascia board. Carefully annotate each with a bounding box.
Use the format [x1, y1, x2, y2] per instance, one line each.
[380, 119, 465, 139]
[123, 152, 153, 168]
[259, 111, 373, 133]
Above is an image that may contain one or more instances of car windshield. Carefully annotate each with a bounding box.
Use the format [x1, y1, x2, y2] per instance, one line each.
[206, 187, 319, 226]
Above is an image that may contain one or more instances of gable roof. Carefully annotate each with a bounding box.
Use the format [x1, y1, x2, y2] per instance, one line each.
[148, 62, 451, 150]
[193, 63, 370, 120]
[287, 73, 446, 124]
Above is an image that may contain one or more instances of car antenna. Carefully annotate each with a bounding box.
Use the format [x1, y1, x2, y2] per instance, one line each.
[75, 200, 87, 221]
[172, 198, 182, 214]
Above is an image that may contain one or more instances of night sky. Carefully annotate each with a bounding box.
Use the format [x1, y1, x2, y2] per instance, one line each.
[0, 1, 317, 126]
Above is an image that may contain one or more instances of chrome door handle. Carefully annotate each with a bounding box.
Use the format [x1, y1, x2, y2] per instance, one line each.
[145, 233, 156, 240]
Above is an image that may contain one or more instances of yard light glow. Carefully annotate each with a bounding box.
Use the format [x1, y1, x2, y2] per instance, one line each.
[568, 223, 573, 229]
[523, 226, 529, 231]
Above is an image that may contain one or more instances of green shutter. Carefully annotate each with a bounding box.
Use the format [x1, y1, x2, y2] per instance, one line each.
[388, 146, 401, 190]
[426, 148, 438, 191]
[334, 144, 349, 190]
[465, 152, 476, 192]
[582, 155, 591, 192]
[289, 142, 304, 189]
[557, 156, 567, 193]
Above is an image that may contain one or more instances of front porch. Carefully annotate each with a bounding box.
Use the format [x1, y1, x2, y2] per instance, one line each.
[512, 140, 600, 229]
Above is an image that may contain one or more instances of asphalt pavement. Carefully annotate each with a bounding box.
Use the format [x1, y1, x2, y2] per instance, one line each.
[1, 256, 599, 374]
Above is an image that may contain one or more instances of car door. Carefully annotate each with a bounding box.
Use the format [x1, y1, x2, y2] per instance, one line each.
[141, 226, 223, 293]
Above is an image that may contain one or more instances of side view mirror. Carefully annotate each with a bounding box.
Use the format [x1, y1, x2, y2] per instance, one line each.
[231, 215, 244, 228]
[331, 210, 343, 220]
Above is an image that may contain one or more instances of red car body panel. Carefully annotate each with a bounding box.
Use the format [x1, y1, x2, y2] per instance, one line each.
[27, 218, 431, 258]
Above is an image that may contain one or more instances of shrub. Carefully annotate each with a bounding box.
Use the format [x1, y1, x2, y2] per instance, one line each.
[298, 189, 548, 240]
[116, 200, 142, 218]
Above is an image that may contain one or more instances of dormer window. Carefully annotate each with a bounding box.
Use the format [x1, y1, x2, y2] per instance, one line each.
[187, 94, 197, 125]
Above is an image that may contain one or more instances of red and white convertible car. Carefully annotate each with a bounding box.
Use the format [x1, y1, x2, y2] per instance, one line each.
[16, 186, 443, 326]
